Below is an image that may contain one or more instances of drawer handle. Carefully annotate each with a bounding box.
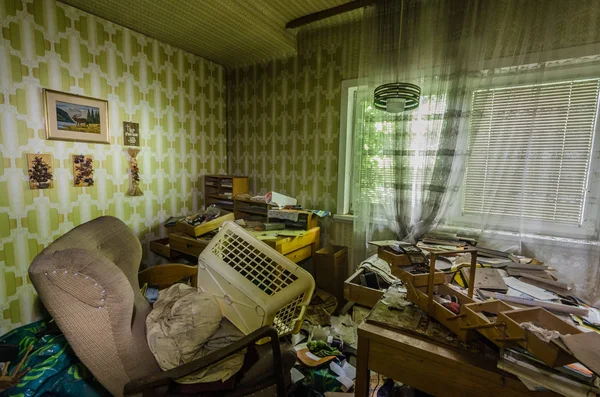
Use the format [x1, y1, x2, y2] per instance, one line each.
[186, 243, 193, 248]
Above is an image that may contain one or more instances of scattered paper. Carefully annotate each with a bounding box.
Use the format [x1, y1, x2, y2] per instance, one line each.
[330, 314, 358, 347]
[336, 375, 354, 391]
[504, 277, 557, 301]
[290, 367, 305, 383]
[368, 240, 402, 247]
[330, 361, 356, 392]
[342, 361, 356, 379]
[329, 360, 357, 381]
[583, 307, 600, 326]
[291, 333, 304, 346]
[294, 342, 308, 352]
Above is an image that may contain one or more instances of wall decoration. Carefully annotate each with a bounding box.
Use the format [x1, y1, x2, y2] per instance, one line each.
[123, 122, 140, 146]
[126, 148, 143, 196]
[73, 155, 94, 187]
[44, 89, 109, 144]
[27, 154, 54, 189]
[0, 0, 226, 334]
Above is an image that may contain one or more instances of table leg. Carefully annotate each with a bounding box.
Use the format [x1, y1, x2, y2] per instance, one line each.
[355, 335, 370, 397]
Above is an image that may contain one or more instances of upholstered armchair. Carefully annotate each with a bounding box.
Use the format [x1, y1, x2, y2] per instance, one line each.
[29, 216, 295, 397]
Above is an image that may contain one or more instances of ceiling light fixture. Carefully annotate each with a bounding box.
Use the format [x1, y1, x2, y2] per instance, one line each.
[374, 82, 421, 113]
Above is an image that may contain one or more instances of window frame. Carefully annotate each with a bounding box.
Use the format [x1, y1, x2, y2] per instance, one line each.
[446, 69, 600, 240]
[337, 59, 600, 240]
[336, 79, 359, 219]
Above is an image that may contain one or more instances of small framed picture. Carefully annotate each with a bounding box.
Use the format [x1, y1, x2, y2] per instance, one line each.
[44, 89, 109, 144]
[27, 153, 54, 189]
[123, 121, 140, 146]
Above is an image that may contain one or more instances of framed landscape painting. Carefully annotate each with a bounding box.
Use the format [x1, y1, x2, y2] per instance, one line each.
[44, 89, 109, 144]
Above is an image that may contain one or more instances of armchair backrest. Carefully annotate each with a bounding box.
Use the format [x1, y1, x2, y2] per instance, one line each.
[29, 216, 160, 397]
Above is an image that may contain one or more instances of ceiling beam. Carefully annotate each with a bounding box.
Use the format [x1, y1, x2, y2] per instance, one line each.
[286, 0, 376, 29]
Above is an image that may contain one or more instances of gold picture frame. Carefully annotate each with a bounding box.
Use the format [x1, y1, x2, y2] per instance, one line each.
[44, 89, 109, 144]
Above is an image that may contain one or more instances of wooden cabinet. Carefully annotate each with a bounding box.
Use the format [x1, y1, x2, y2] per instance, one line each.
[204, 175, 248, 211]
[233, 198, 275, 221]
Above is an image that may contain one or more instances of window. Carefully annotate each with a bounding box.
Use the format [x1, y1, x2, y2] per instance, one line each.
[336, 79, 447, 219]
[463, 79, 600, 225]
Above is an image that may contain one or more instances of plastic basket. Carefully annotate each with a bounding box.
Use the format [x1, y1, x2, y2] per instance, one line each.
[197, 221, 315, 337]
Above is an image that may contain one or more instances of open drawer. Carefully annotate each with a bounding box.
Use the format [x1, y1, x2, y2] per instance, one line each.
[464, 300, 515, 347]
[408, 283, 478, 342]
[498, 307, 581, 367]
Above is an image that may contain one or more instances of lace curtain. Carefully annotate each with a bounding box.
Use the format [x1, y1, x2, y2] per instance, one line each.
[352, 0, 600, 304]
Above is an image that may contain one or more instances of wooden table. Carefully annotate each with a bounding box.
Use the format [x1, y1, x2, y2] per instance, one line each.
[355, 321, 558, 397]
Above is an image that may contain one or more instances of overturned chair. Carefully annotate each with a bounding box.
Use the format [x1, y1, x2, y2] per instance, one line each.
[29, 216, 314, 397]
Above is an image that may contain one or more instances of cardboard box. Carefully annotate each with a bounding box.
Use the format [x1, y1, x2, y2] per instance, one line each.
[344, 267, 388, 308]
[265, 191, 297, 207]
[315, 246, 348, 305]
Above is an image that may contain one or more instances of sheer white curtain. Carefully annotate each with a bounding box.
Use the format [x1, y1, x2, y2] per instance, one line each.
[352, 0, 600, 304]
[352, 0, 474, 262]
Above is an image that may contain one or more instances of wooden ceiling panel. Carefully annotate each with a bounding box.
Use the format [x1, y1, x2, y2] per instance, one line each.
[58, 0, 352, 68]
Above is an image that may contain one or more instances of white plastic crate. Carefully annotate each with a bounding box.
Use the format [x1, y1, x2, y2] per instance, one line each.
[197, 221, 315, 336]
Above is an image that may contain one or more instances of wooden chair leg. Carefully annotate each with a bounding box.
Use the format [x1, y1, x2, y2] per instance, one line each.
[270, 334, 287, 397]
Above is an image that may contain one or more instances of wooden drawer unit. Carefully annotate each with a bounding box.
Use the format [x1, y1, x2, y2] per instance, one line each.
[176, 212, 234, 238]
[263, 227, 320, 255]
[149, 237, 179, 259]
[169, 233, 211, 257]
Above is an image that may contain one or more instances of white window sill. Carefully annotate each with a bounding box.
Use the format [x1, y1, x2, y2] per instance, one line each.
[333, 214, 355, 223]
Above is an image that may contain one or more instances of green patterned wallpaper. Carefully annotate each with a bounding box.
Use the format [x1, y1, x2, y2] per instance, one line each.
[0, 0, 226, 333]
[227, 21, 360, 212]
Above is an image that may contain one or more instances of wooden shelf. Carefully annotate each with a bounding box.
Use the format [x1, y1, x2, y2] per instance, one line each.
[207, 194, 233, 200]
[236, 208, 268, 216]
[204, 175, 248, 211]
[234, 197, 270, 205]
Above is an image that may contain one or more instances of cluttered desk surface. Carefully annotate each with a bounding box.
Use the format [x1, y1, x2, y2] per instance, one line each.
[349, 234, 600, 397]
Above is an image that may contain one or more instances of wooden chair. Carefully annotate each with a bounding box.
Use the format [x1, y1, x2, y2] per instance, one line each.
[138, 263, 198, 290]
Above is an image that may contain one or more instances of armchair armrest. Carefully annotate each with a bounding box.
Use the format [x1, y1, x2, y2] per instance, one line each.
[124, 326, 286, 396]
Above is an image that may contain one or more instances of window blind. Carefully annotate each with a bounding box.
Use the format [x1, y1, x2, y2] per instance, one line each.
[463, 79, 600, 224]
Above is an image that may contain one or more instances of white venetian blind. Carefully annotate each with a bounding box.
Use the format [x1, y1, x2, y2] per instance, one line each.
[463, 79, 600, 224]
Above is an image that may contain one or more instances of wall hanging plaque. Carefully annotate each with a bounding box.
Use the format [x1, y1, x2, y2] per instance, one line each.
[27, 153, 54, 189]
[73, 154, 94, 187]
[123, 121, 139, 146]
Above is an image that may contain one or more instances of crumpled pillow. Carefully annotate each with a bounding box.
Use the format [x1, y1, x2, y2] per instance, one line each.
[146, 283, 245, 383]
